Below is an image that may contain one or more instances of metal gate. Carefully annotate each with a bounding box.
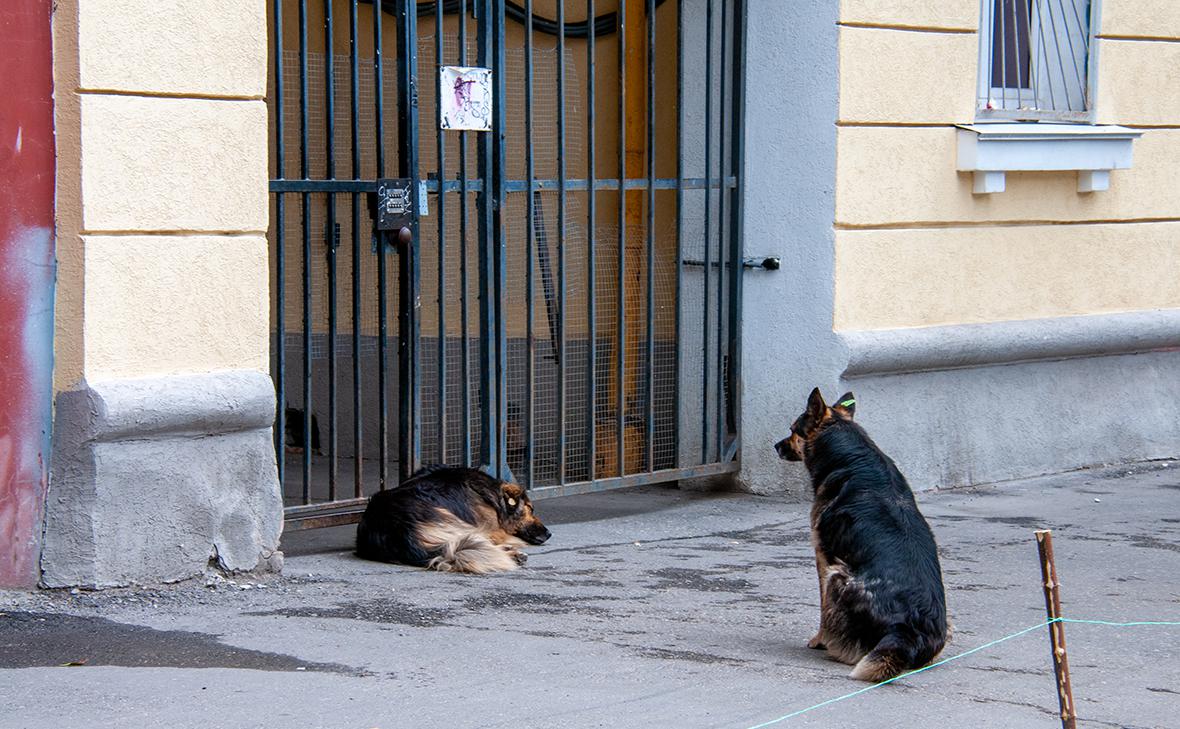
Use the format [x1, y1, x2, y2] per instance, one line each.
[267, 0, 746, 529]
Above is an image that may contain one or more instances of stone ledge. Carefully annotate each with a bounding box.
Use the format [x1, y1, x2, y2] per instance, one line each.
[841, 308, 1180, 377]
[956, 123, 1142, 194]
[87, 370, 277, 442]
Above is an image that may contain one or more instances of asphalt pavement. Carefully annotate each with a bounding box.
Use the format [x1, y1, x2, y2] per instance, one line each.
[2, 460, 1178, 729]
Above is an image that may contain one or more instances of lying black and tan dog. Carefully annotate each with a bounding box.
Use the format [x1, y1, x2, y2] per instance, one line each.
[775, 388, 948, 681]
[356, 465, 551, 574]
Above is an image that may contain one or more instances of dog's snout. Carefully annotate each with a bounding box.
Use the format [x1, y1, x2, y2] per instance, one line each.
[519, 519, 551, 545]
[775, 435, 802, 461]
[774, 437, 790, 459]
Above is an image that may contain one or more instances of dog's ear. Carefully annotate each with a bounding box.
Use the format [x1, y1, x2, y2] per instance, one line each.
[805, 387, 827, 421]
[832, 392, 856, 419]
[501, 482, 525, 511]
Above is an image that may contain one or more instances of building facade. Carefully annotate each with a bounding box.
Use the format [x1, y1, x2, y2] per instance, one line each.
[737, 0, 1180, 496]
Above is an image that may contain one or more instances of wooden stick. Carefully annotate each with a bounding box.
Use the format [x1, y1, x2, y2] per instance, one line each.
[1035, 529, 1077, 729]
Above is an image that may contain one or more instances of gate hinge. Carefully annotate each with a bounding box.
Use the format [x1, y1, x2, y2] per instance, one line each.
[326, 222, 341, 252]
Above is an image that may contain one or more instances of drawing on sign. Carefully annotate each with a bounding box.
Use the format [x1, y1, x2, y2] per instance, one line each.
[440, 66, 492, 131]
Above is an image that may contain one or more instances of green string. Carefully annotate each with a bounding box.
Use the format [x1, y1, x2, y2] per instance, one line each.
[1059, 618, 1180, 627]
[744, 617, 1180, 729]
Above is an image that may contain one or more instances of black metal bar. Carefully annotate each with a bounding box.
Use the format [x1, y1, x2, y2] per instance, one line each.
[701, 0, 713, 464]
[411, 57, 423, 474]
[299, 0, 313, 505]
[374, 0, 390, 490]
[529, 459, 739, 499]
[645, 0, 655, 472]
[616, 0, 627, 476]
[271, 176, 735, 193]
[673, 0, 682, 471]
[272, 0, 286, 490]
[458, 0, 472, 466]
[436, 0, 448, 462]
[556, 0, 567, 485]
[377, 232, 391, 488]
[325, 0, 340, 502]
[999, 0, 1008, 109]
[327, 217, 339, 501]
[350, 0, 364, 497]
[282, 458, 741, 530]
[284, 493, 370, 516]
[363, 0, 677, 39]
[525, 0, 536, 488]
[726, 0, 747, 450]
[477, 0, 498, 472]
[282, 508, 371, 532]
[585, 0, 597, 482]
[715, 0, 728, 462]
[396, 0, 421, 480]
[285, 455, 735, 523]
[492, 0, 508, 478]
[275, 197, 288, 483]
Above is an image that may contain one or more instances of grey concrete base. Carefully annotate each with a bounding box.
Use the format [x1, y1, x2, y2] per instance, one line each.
[737, 302, 1180, 495]
[843, 349, 1180, 490]
[678, 472, 742, 493]
[41, 370, 283, 588]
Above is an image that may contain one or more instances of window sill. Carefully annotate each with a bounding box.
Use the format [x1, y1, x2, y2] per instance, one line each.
[955, 122, 1143, 194]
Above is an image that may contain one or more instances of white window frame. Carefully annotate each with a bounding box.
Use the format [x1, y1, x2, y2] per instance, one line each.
[975, 0, 1102, 123]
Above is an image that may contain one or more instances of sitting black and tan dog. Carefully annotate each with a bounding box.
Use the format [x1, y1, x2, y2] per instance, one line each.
[775, 388, 948, 681]
[356, 465, 551, 574]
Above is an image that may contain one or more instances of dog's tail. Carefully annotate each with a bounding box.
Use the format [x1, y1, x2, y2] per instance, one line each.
[849, 629, 920, 683]
[850, 621, 948, 683]
[416, 516, 521, 574]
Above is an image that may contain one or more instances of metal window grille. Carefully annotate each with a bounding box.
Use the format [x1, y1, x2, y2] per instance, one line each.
[977, 0, 1098, 122]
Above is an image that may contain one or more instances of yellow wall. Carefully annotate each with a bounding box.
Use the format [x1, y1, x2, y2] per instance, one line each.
[834, 0, 1180, 331]
[54, 0, 271, 388]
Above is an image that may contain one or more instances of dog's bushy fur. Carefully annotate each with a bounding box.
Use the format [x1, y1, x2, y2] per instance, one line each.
[775, 389, 948, 682]
[356, 465, 551, 574]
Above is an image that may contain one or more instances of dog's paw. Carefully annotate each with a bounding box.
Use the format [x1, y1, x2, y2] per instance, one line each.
[807, 632, 826, 650]
[511, 550, 528, 566]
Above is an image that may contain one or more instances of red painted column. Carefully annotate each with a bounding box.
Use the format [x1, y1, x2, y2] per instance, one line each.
[0, 0, 57, 587]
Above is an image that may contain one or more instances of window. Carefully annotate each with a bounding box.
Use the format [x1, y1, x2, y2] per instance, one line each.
[977, 0, 1097, 122]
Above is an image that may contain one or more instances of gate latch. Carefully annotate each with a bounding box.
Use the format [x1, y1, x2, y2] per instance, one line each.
[374, 178, 415, 234]
[742, 256, 780, 271]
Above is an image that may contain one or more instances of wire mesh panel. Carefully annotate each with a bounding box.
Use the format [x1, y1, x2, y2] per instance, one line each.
[267, 0, 745, 527]
[462, 0, 745, 496]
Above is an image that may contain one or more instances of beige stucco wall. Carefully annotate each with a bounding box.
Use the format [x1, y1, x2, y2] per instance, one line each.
[834, 0, 1180, 331]
[54, 0, 270, 390]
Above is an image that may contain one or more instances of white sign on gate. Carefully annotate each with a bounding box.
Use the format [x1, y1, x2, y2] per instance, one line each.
[439, 66, 493, 132]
